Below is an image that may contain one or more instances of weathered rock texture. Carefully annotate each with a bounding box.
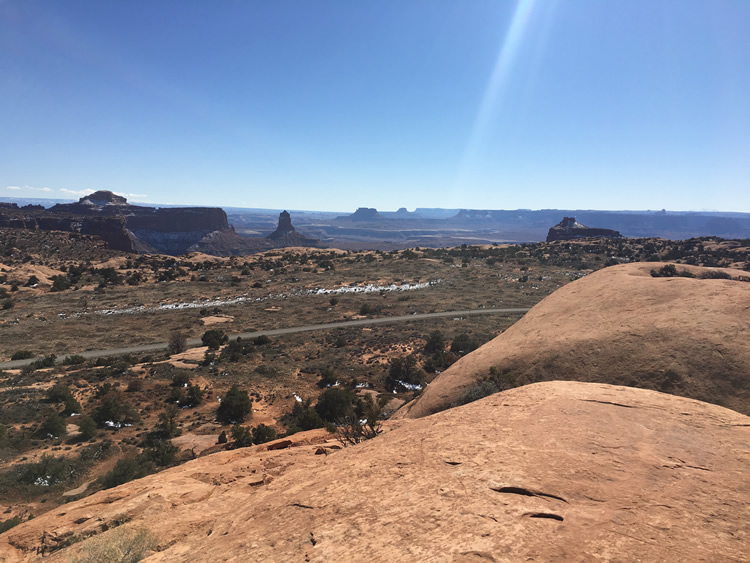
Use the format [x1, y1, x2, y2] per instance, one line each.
[399, 262, 750, 419]
[546, 216, 623, 242]
[1, 382, 748, 561]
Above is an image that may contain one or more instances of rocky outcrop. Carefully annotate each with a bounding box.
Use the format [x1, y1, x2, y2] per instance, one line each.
[267, 210, 295, 239]
[266, 211, 322, 248]
[546, 216, 623, 242]
[397, 262, 750, 419]
[1, 382, 747, 561]
[0, 209, 136, 252]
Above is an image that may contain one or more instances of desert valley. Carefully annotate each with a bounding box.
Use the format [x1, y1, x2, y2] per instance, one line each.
[0, 194, 748, 561]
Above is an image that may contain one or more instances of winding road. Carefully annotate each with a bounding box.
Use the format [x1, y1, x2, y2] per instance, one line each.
[0, 307, 530, 369]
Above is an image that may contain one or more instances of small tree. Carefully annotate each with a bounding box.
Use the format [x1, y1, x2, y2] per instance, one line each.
[217, 430, 228, 444]
[168, 331, 187, 355]
[184, 384, 203, 407]
[315, 388, 354, 422]
[231, 424, 253, 447]
[77, 415, 98, 441]
[217, 385, 252, 423]
[201, 329, 227, 350]
[252, 424, 277, 445]
[423, 330, 445, 354]
[156, 404, 182, 438]
[37, 411, 66, 439]
[93, 392, 140, 427]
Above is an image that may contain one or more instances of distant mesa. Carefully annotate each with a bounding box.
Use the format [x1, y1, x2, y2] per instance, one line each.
[336, 207, 381, 222]
[0, 191, 323, 256]
[546, 216, 623, 242]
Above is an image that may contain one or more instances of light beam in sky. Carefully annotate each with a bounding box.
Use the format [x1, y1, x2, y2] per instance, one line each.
[456, 0, 540, 193]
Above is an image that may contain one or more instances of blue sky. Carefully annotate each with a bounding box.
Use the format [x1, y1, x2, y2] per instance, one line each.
[1, 1, 749, 212]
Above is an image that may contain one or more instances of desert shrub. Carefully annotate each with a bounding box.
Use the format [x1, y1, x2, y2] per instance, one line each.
[423, 330, 445, 355]
[288, 399, 324, 431]
[37, 411, 66, 439]
[217, 431, 228, 444]
[423, 350, 458, 374]
[50, 275, 72, 292]
[1, 299, 12, 310]
[650, 264, 696, 278]
[93, 392, 140, 427]
[167, 332, 187, 355]
[171, 372, 190, 387]
[315, 388, 355, 422]
[450, 333, 479, 356]
[69, 525, 156, 563]
[77, 415, 98, 441]
[126, 379, 144, 393]
[253, 334, 271, 346]
[99, 457, 149, 489]
[166, 387, 186, 405]
[455, 368, 527, 407]
[251, 424, 277, 445]
[317, 367, 338, 388]
[201, 329, 228, 350]
[156, 404, 181, 438]
[359, 303, 379, 315]
[63, 354, 86, 365]
[329, 296, 339, 306]
[385, 355, 426, 392]
[184, 384, 203, 407]
[0, 516, 23, 534]
[335, 395, 384, 446]
[217, 385, 252, 424]
[11, 350, 34, 361]
[141, 439, 178, 467]
[700, 269, 731, 280]
[47, 382, 75, 403]
[220, 339, 250, 361]
[230, 425, 253, 447]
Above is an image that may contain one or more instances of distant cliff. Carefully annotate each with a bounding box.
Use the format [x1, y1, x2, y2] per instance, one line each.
[546, 217, 623, 242]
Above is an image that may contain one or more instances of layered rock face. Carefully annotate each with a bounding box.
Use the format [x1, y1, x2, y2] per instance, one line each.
[48, 192, 230, 254]
[1, 382, 747, 561]
[398, 262, 750, 419]
[546, 216, 623, 242]
[0, 209, 135, 251]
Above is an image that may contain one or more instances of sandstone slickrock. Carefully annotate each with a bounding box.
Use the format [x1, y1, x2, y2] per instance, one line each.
[546, 216, 623, 242]
[1, 382, 747, 561]
[398, 262, 750, 419]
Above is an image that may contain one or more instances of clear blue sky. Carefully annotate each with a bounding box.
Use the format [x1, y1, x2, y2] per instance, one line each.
[1, 1, 749, 212]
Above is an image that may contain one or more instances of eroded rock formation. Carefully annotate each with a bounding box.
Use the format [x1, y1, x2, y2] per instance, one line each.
[546, 216, 623, 242]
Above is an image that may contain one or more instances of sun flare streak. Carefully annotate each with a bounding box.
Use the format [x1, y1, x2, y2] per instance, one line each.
[458, 0, 538, 186]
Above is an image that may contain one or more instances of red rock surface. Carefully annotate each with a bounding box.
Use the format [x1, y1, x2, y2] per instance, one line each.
[1, 382, 748, 561]
[399, 262, 750, 419]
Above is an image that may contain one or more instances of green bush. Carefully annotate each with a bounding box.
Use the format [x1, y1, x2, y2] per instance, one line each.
[385, 355, 426, 392]
[217, 385, 252, 424]
[201, 329, 228, 350]
[252, 424, 277, 445]
[230, 425, 253, 447]
[11, 350, 34, 361]
[93, 392, 140, 427]
[99, 457, 149, 489]
[77, 415, 98, 441]
[37, 411, 67, 439]
[315, 388, 355, 422]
